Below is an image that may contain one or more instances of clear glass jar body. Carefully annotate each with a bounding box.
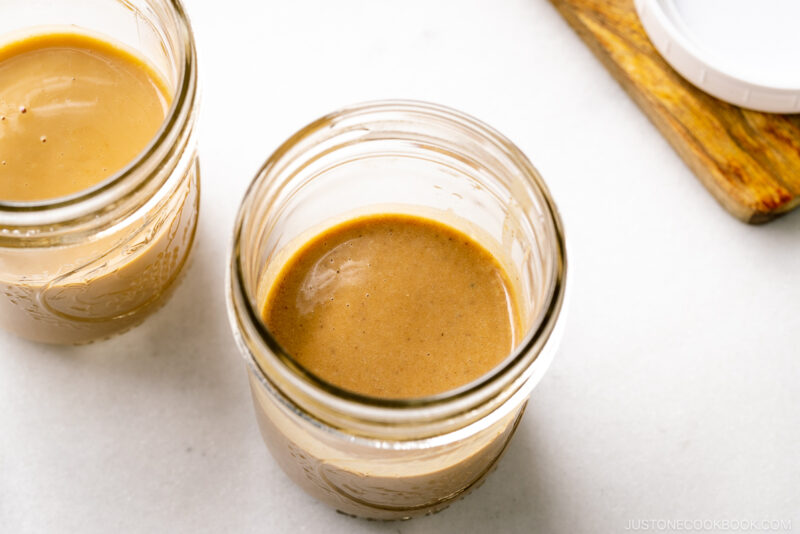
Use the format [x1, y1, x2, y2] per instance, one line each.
[228, 101, 567, 519]
[0, 0, 199, 344]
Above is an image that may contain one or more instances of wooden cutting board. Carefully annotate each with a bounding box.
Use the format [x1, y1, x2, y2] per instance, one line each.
[549, 0, 800, 223]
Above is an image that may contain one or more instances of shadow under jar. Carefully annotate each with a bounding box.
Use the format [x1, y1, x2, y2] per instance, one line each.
[228, 101, 567, 520]
[0, 0, 199, 344]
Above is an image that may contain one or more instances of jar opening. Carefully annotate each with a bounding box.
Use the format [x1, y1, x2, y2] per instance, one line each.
[0, 0, 197, 229]
[229, 100, 568, 422]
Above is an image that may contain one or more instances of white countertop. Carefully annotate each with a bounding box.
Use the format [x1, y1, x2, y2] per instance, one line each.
[2, 1, 798, 532]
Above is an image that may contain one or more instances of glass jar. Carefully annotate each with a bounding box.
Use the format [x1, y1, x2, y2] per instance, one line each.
[0, 0, 199, 344]
[227, 101, 567, 520]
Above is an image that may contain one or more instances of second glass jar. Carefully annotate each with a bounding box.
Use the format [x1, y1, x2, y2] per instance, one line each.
[0, 0, 200, 344]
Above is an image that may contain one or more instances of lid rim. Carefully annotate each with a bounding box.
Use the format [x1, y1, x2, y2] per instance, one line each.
[636, 0, 800, 113]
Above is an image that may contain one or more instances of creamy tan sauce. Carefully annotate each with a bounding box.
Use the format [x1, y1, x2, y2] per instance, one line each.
[262, 213, 520, 399]
[0, 29, 197, 345]
[0, 31, 169, 201]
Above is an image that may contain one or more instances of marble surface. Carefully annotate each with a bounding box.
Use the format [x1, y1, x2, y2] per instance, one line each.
[2, 1, 798, 532]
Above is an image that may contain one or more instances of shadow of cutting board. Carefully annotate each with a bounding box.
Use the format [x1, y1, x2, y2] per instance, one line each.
[549, 0, 800, 223]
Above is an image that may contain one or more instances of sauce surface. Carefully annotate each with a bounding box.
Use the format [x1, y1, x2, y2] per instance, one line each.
[262, 214, 520, 399]
[0, 31, 169, 201]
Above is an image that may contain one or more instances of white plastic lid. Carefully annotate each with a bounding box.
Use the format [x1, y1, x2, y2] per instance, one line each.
[635, 0, 800, 113]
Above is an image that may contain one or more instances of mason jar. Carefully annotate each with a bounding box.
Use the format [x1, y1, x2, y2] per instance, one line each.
[0, 0, 200, 344]
[227, 101, 567, 520]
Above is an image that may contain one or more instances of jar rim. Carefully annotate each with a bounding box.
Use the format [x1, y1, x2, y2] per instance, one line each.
[0, 0, 197, 225]
[230, 100, 568, 416]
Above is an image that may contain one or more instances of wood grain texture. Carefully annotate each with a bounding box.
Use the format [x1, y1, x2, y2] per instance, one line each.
[549, 0, 800, 223]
